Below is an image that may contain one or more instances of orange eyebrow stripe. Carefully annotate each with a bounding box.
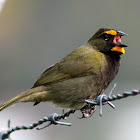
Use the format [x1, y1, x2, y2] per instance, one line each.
[104, 30, 117, 35]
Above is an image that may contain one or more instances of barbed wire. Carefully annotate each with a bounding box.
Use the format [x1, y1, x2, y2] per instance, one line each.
[0, 87, 140, 140]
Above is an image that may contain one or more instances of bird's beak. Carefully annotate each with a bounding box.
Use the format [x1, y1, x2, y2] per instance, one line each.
[111, 31, 128, 54]
[111, 42, 127, 54]
[117, 31, 128, 36]
[115, 42, 128, 47]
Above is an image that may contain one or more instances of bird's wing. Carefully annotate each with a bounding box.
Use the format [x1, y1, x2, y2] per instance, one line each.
[33, 46, 104, 87]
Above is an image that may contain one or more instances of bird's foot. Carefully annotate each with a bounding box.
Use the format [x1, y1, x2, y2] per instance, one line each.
[80, 83, 116, 117]
[79, 104, 96, 119]
[83, 94, 115, 117]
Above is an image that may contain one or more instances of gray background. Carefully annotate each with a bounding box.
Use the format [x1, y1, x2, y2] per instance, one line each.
[0, 0, 140, 140]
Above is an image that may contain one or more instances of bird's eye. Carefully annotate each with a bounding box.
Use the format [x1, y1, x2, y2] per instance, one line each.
[102, 33, 110, 40]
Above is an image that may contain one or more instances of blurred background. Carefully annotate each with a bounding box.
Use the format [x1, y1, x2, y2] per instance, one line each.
[0, 0, 140, 140]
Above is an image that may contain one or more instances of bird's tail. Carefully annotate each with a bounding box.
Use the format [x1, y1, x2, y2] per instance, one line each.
[0, 86, 48, 112]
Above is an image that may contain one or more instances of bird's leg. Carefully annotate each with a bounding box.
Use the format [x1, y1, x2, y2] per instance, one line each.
[79, 83, 116, 118]
[79, 104, 96, 118]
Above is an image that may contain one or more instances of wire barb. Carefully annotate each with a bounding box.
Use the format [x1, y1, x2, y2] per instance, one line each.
[36, 113, 72, 130]
[83, 83, 116, 117]
[0, 110, 75, 140]
[0, 88, 140, 139]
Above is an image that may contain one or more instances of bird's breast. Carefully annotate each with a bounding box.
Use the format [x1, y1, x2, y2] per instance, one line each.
[100, 55, 121, 89]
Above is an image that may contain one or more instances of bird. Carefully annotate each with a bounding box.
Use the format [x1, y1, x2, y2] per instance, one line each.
[0, 28, 127, 118]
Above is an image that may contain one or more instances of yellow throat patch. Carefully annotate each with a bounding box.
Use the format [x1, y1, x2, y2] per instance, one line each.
[111, 46, 125, 54]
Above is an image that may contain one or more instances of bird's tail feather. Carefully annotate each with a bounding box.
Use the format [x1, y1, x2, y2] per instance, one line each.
[0, 86, 47, 112]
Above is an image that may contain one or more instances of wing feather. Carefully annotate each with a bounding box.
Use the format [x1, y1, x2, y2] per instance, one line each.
[33, 45, 103, 87]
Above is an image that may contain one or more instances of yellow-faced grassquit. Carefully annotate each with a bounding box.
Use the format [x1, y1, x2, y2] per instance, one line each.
[0, 28, 127, 117]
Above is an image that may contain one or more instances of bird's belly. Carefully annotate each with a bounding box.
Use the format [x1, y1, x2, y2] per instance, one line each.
[48, 75, 105, 109]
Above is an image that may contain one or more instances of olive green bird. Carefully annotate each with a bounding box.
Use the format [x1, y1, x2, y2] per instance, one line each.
[0, 28, 127, 117]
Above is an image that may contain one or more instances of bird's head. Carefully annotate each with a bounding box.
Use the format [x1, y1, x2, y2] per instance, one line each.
[88, 28, 127, 56]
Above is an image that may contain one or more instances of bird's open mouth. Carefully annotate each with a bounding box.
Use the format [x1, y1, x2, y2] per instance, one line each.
[112, 32, 127, 54]
[113, 35, 121, 44]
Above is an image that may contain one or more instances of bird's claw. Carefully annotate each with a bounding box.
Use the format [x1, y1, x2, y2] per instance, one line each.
[81, 83, 116, 117]
[82, 94, 115, 117]
[80, 104, 96, 118]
